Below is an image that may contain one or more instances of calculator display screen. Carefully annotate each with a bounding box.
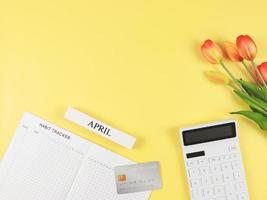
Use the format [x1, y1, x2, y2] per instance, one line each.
[182, 122, 236, 146]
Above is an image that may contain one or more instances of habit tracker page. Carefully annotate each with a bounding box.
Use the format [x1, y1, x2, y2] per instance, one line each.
[0, 113, 150, 200]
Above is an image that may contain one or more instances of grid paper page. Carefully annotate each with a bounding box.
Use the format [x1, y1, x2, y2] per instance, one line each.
[66, 145, 151, 200]
[0, 113, 151, 200]
[0, 113, 90, 200]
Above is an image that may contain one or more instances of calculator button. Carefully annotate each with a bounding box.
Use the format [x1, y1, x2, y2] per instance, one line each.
[223, 173, 234, 182]
[200, 166, 210, 175]
[186, 151, 247, 200]
[225, 184, 236, 198]
[192, 188, 203, 199]
[232, 161, 242, 170]
[235, 182, 246, 192]
[214, 185, 225, 196]
[221, 162, 232, 172]
[230, 154, 240, 160]
[237, 193, 248, 200]
[213, 174, 223, 184]
[202, 176, 213, 186]
[226, 197, 237, 200]
[187, 160, 197, 167]
[209, 156, 220, 163]
[203, 187, 214, 198]
[198, 158, 208, 165]
[189, 168, 200, 177]
[211, 164, 221, 174]
[229, 145, 238, 152]
[190, 178, 202, 188]
[220, 155, 230, 162]
[233, 171, 242, 180]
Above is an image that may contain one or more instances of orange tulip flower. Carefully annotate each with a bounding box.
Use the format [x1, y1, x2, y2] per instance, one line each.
[257, 62, 267, 84]
[204, 71, 230, 85]
[201, 40, 223, 64]
[236, 35, 257, 61]
[223, 42, 243, 62]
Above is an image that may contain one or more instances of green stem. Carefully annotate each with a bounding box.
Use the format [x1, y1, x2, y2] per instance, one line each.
[227, 83, 239, 91]
[242, 61, 261, 87]
[252, 60, 267, 88]
[219, 60, 246, 92]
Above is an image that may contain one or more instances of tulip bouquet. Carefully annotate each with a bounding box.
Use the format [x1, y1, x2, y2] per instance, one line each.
[201, 35, 267, 131]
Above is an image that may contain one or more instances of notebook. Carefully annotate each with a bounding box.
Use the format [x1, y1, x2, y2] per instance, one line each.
[0, 112, 151, 200]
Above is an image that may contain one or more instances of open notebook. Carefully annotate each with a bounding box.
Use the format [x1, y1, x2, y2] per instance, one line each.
[0, 113, 151, 200]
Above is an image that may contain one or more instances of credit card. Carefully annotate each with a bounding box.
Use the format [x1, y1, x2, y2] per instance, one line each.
[114, 161, 162, 194]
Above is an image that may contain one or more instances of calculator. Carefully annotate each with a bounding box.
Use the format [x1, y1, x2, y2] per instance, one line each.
[179, 120, 249, 200]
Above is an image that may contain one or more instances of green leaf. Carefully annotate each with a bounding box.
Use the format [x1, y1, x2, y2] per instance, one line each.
[263, 88, 267, 100]
[250, 106, 258, 112]
[234, 90, 267, 116]
[238, 79, 265, 100]
[251, 96, 267, 109]
[231, 110, 267, 131]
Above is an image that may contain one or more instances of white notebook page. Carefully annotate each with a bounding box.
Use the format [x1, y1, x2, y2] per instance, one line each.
[0, 113, 151, 200]
[66, 145, 151, 200]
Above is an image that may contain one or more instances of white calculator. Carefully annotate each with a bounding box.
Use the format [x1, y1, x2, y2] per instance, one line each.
[179, 120, 249, 200]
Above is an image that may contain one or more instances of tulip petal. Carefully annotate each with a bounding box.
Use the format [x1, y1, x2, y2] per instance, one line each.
[258, 62, 267, 83]
[201, 40, 223, 64]
[223, 42, 243, 62]
[236, 35, 257, 61]
[204, 71, 230, 85]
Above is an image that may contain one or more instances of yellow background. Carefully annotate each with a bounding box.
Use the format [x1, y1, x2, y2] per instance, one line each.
[1, 0, 267, 199]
